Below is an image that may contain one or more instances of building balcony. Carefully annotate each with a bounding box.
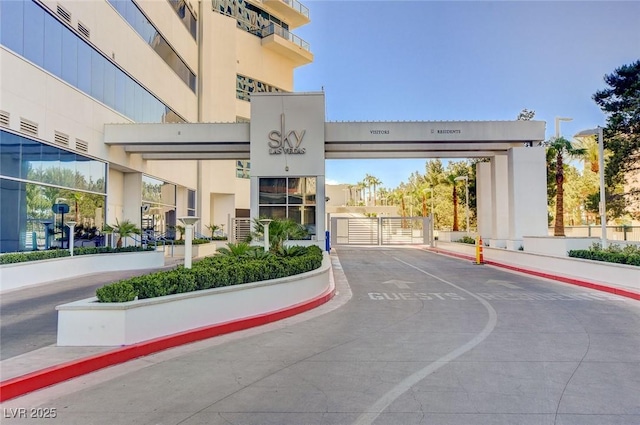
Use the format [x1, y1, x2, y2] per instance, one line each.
[262, 0, 310, 29]
[261, 23, 313, 66]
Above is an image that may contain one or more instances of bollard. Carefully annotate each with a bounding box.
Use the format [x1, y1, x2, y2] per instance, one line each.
[475, 235, 485, 265]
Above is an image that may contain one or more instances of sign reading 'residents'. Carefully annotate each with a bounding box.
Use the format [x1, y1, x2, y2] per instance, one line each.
[268, 113, 306, 155]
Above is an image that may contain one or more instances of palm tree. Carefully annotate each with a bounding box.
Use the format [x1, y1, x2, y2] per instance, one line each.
[252, 217, 308, 252]
[105, 218, 140, 248]
[573, 134, 601, 173]
[356, 181, 366, 206]
[364, 174, 382, 206]
[546, 136, 587, 236]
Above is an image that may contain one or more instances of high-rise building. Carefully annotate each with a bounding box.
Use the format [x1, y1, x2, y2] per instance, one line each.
[0, 0, 312, 252]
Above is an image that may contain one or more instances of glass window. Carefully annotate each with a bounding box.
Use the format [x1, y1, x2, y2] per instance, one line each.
[258, 177, 317, 237]
[77, 40, 92, 93]
[114, 68, 126, 113]
[0, 131, 22, 179]
[103, 63, 116, 109]
[43, 13, 62, 78]
[61, 28, 78, 86]
[1, 0, 24, 55]
[259, 178, 287, 204]
[24, 1, 44, 67]
[90, 50, 104, 100]
[259, 206, 286, 220]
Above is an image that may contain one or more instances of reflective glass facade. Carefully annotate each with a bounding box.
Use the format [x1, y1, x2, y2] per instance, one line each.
[168, 0, 197, 40]
[108, 0, 197, 92]
[258, 177, 316, 236]
[0, 131, 107, 253]
[141, 175, 177, 238]
[0, 0, 185, 124]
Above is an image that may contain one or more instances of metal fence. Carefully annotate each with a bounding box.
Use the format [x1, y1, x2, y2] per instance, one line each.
[549, 225, 640, 243]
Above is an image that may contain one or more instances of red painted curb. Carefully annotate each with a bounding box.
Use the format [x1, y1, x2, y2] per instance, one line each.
[0, 286, 335, 402]
[427, 247, 640, 301]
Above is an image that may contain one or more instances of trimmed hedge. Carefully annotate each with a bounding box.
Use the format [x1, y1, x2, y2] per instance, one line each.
[568, 243, 640, 266]
[0, 246, 155, 265]
[96, 245, 324, 302]
[155, 238, 212, 246]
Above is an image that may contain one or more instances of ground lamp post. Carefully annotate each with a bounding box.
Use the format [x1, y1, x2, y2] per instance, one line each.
[574, 127, 607, 248]
[259, 219, 273, 252]
[454, 176, 470, 233]
[66, 221, 76, 256]
[178, 217, 199, 269]
[426, 188, 435, 244]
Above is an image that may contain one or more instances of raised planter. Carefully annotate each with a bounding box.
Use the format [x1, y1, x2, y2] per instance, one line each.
[0, 251, 165, 293]
[523, 236, 600, 257]
[434, 241, 639, 294]
[161, 242, 217, 258]
[438, 231, 472, 242]
[56, 253, 332, 346]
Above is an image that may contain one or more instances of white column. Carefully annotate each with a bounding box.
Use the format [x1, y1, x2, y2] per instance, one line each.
[184, 224, 194, 268]
[123, 172, 143, 226]
[508, 147, 548, 245]
[476, 161, 493, 241]
[490, 155, 509, 248]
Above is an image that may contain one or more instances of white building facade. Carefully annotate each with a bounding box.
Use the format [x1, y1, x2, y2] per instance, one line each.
[0, 0, 312, 252]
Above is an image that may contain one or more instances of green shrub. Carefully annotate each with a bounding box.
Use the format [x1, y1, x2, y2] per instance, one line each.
[0, 246, 154, 265]
[455, 236, 476, 245]
[96, 281, 137, 303]
[568, 243, 640, 266]
[95, 244, 324, 302]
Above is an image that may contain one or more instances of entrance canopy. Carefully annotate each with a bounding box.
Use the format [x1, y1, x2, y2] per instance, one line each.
[104, 92, 548, 251]
[105, 119, 545, 160]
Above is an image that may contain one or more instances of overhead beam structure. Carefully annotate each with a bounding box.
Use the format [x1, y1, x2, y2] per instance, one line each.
[105, 120, 545, 160]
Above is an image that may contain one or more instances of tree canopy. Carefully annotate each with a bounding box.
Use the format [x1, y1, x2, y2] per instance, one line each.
[593, 60, 640, 216]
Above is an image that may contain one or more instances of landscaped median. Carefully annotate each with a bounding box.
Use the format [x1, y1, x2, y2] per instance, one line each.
[56, 246, 333, 346]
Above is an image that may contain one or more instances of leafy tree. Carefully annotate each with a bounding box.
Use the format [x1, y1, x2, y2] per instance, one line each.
[593, 60, 640, 215]
[546, 137, 586, 236]
[517, 108, 536, 121]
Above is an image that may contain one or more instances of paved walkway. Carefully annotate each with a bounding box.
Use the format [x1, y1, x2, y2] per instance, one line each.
[1, 247, 639, 424]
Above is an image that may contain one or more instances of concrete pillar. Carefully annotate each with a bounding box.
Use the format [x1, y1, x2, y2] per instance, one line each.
[123, 172, 143, 226]
[476, 161, 493, 241]
[508, 147, 548, 247]
[490, 155, 509, 248]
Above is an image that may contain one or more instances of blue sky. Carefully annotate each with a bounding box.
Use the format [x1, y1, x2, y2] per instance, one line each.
[293, 0, 640, 189]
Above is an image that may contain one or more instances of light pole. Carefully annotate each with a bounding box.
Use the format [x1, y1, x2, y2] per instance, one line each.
[454, 176, 469, 233]
[555, 116, 573, 139]
[66, 221, 76, 256]
[178, 217, 199, 269]
[425, 188, 435, 245]
[574, 127, 607, 248]
[259, 218, 273, 252]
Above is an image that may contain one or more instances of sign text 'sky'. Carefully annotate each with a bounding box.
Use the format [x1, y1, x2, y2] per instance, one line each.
[268, 113, 306, 155]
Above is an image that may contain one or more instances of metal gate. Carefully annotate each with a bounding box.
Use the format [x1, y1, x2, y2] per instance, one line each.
[330, 216, 432, 246]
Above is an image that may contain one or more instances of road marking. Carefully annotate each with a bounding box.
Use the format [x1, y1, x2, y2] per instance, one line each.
[368, 292, 466, 301]
[486, 279, 521, 289]
[353, 257, 498, 425]
[381, 279, 413, 289]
